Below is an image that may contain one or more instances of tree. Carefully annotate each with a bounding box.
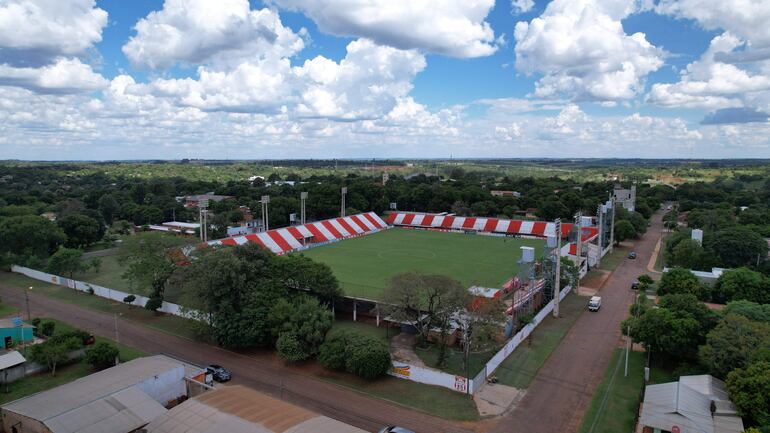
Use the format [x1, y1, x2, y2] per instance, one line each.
[84, 341, 119, 370]
[58, 214, 103, 248]
[723, 300, 770, 324]
[274, 254, 342, 303]
[118, 232, 179, 300]
[0, 215, 66, 259]
[46, 247, 88, 278]
[613, 220, 636, 244]
[560, 256, 579, 290]
[98, 194, 121, 225]
[627, 212, 648, 235]
[669, 239, 712, 271]
[657, 267, 708, 300]
[699, 315, 770, 378]
[144, 296, 163, 312]
[29, 336, 80, 376]
[706, 226, 768, 268]
[123, 294, 136, 308]
[345, 335, 391, 379]
[40, 321, 55, 337]
[318, 331, 351, 370]
[713, 268, 770, 304]
[726, 361, 770, 427]
[269, 296, 333, 357]
[276, 333, 309, 362]
[382, 272, 467, 348]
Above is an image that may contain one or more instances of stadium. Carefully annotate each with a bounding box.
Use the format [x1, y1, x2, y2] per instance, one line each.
[206, 210, 605, 314]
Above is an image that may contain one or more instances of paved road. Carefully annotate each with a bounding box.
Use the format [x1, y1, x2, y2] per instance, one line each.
[0, 284, 473, 433]
[489, 211, 664, 433]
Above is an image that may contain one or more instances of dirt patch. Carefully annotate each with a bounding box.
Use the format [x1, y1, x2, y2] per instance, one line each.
[390, 332, 426, 367]
[474, 382, 526, 417]
[582, 269, 611, 289]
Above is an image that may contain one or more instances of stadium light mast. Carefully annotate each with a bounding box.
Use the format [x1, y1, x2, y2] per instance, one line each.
[609, 194, 616, 253]
[300, 191, 308, 225]
[575, 211, 583, 290]
[199, 199, 209, 242]
[261, 195, 270, 232]
[341, 187, 347, 218]
[553, 218, 562, 318]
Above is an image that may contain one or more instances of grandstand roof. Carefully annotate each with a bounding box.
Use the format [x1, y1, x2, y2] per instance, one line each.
[386, 212, 599, 242]
[206, 212, 388, 255]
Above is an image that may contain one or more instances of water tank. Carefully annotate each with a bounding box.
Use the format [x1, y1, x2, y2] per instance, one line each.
[521, 246, 535, 263]
[546, 235, 557, 248]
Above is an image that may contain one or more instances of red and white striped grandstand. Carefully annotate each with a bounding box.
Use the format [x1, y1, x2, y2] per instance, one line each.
[385, 212, 598, 242]
[206, 212, 388, 255]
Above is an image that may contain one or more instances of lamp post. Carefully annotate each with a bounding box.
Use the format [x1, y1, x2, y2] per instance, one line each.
[341, 187, 347, 218]
[25, 287, 32, 321]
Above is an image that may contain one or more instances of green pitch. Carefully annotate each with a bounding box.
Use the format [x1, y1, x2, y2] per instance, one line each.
[299, 228, 544, 300]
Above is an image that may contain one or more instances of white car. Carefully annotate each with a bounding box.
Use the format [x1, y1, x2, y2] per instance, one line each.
[588, 296, 602, 312]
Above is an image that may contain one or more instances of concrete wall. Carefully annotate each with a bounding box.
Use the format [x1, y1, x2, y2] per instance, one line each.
[135, 364, 186, 407]
[1, 349, 84, 384]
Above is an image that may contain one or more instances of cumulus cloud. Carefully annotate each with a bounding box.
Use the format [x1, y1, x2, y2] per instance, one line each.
[0, 57, 107, 93]
[513, 0, 664, 101]
[123, 0, 304, 69]
[0, 0, 107, 67]
[647, 32, 770, 109]
[700, 107, 770, 125]
[511, 0, 535, 14]
[268, 0, 498, 58]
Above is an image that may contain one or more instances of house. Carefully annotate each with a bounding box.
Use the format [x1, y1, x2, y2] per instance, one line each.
[1, 355, 204, 433]
[639, 375, 744, 433]
[39, 212, 57, 222]
[490, 190, 521, 198]
[0, 318, 34, 349]
[144, 385, 368, 433]
[148, 221, 200, 236]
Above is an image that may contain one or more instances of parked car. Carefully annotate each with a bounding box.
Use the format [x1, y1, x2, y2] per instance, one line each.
[378, 427, 416, 433]
[588, 296, 602, 312]
[631, 281, 640, 290]
[206, 364, 232, 382]
[628, 251, 637, 259]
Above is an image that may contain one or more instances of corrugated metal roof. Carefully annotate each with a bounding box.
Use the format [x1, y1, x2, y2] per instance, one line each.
[0, 351, 25, 370]
[2, 355, 181, 421]
[145, 385, 368, 433]
[639, 375, 744, 433]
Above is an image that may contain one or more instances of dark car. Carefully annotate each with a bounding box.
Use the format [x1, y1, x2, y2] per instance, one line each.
[628, 252, 637, 259]
[378, 428, 416, 433]
[631, 281, 640, 290]
[206, 364, 232, 382]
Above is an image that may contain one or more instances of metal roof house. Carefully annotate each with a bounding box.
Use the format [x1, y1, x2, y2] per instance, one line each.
[1, 355, 200, 433]
[145, 385, 368, 433]
[639, 375, 744, 433]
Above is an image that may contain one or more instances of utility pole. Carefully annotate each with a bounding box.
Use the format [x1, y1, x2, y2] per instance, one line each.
[625, 292, 641, 377]
[609, 194, 616, 253]
[261, 195, 270, 231]
[300, 192, 308, 225]
[25, 287, 32, 321]
[553, 219, 562, 318]
[341, 187, 347, 218]
[114, 313, 120, 366]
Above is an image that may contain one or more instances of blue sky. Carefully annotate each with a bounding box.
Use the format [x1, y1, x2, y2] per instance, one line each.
[1, 0, 769, 159]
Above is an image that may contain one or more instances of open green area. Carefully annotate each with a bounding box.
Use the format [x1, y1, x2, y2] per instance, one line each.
[494, 293, 587, 389]
[0, 317, 146, 404]
[0, 302, 20, 318]
[415, 345, 491, 377]
[328, 319, 391, 343]
[0, 271, 198, 340]
[301, 228, 543, 300]
[321, 373, 479, 421]
[74, 253, 132, 292]
[597, 244, 631, 272]
[578, 349, 645, 433]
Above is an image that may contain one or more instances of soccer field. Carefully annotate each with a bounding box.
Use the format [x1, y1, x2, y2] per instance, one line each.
[299, 228, 544, 300]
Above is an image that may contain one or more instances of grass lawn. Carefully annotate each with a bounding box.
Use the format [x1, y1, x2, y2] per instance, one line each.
[0, 271, 198, 341]
[73, 254, 133, 293]
[578, 349, 644, 433]
[321, 373, 479, 421]
[328, 319, 391, 343]
[415, 345, 491, 377]
[0, 302, 20, 317]
[494, 293, 587, 389]
[300, 228, 543, 300]
[597, 244, 631, 272]
[0, 317, 147, 404]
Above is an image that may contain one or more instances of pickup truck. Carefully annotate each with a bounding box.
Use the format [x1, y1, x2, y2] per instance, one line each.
[588, 296, 602, 312]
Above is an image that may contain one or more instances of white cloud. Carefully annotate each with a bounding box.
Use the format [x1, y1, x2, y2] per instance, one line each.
[513, 0, 664, 101]
[647, 32, 770, 109]
[656, 0, 770, 49]
[0, 57, 107, 93]
[123, 0, 304, 69]
[511, 0, 535, 14]
[269, 0, 498, 58]
[0, 0, 107, 67]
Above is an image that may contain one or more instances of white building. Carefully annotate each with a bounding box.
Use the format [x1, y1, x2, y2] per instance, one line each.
[613, 184, 636, 212]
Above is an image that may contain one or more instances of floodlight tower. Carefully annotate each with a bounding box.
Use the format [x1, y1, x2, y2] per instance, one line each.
[199, 198, 209, 242]
[341, 187, 347, 218]
[574, 211, 583, 289]
[300, 191, 308, 225]
[553, 218, 562, 318]
[609, 194, 616, 253]
[261, 195, 270, 232]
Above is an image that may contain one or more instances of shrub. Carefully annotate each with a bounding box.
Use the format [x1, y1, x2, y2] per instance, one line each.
[31, 317, 41, 329]
[85, 341, 119, 370]
[123, 295, 136, 305]
[345, 336, 391, 379]
[40, 321, 55, 337]
[276, 333, 309, 362]
[29, 336, 80, 376]
[145, 296, 162, 312]
[318, 331, 352, 370]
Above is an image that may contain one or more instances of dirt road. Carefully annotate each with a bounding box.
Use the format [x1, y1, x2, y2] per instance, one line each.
[489, 211, 663, 433]
[0, 284, 473, 433]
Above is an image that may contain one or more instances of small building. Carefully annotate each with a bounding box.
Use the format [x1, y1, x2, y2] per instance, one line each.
[1, 355, 203, 433]
[39, 212, 57, 222]
[183, 194, 234, 209]
[490, 190, 521, 198]
[662, 267, 725, 286]
[613, 184, 636, 212]
[639, 375, 744, 433]
[0, 318, 34, 349]
[145, 385, 368, 433]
